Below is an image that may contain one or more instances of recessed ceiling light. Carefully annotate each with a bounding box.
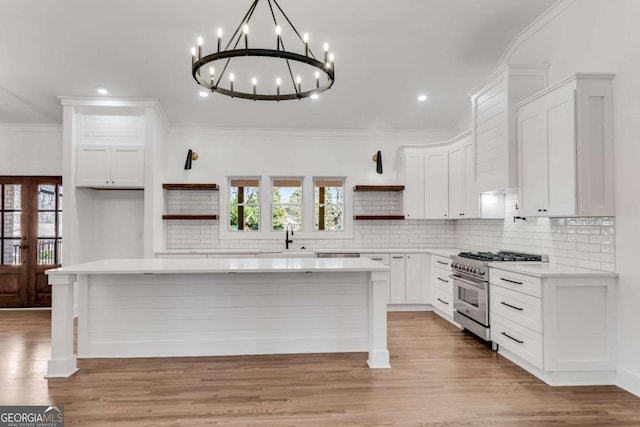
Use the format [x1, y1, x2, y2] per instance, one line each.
[417, 94, 428, 102]
[199, 91, 209, 98]
[310, 93, 319, 100]
[96, 87, 110, 95]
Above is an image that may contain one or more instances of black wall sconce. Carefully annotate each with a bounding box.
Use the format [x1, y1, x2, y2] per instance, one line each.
[372, 150, 383, 174]
[184, 149, 199, 170]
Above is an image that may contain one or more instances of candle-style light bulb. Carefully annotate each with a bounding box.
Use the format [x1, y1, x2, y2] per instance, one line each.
[303, 33, 309, 56]
[217, 28, 223, 51]
[296, 76, 302, 93]
[229, 73, 235, 93]
[252, 77, 257, 97]
[275, 25, 282, 50]
[315, 70, 320, 88]
[190, 47, 197, 64]
[328, 53, 335, 62]
[209, 66, 215, 86]
[197, 36, 203, 59]
[323, 42, 329, 63]
[243, 24, 249, 49]
[276, 77, 281, 97]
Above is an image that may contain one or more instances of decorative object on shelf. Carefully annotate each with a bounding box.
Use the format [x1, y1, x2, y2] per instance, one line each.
[189, 0, 335, 101]
[184, 149, 199, 170]
[372, 151, 383, 174]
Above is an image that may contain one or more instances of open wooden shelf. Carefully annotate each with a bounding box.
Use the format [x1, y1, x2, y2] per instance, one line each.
[354, 215, 405, 220]
[162, 214, 218, 220]
[353, 185, 405, 192]
[162, 183, 219, 190]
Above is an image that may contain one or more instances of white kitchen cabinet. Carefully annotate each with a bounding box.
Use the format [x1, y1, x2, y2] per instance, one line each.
[469, 64, 547, 192]
[403, 147, 449, 219]
[448, 133, 480, 219]
[490, 267, 617, 386]
[430, 255, 455, 320]
[389, 254, 406, 304]
[517, 73, 614, 217]
[77, 145, 145, 188]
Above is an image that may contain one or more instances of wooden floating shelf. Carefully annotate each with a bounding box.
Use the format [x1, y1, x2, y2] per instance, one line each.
[353, 185, 405, 192]
[162, 183, 219, 190]
[162, 214, 218, 220]
[354, 215, 405, 220]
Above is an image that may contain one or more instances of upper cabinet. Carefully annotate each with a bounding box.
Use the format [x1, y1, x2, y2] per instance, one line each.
[517, 73, 614, 217]
[403, 147, 449, 219]
[469, 64, 548, 192]
[76, 114, 146, 189]
[448, 132, 479, 218]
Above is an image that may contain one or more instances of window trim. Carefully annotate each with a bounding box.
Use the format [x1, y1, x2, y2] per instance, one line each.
[227, 177, 261, 232]
[219, 175, 352, 240]
[270, 177, 304, 232]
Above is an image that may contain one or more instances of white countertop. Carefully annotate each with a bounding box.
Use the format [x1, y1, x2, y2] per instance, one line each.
[46, 257, 390, 275]
[489, 262, 618, 278]
[154, 247, 463, 257]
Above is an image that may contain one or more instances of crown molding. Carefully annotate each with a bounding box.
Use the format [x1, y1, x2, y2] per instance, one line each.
[0, 123, 62, 132]
[495, 0, 578, 67]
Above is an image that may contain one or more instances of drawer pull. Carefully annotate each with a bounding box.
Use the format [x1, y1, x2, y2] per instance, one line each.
[436, 260, 448, 265]
[436, 298, 449, 305]
[437, 277, 449, 283]
[500, 301, 524, 311]
[392, 256, 404, 259]
[501, 331, 524, 344]
[500, 277, 523, 285]
[370, 258, 383, 261]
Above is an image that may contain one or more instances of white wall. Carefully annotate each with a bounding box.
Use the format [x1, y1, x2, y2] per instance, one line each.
[504, 0, 640, 396]
[0, 124, 62, 175]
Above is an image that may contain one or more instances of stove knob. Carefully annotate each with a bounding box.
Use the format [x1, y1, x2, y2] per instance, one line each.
[452, 262, 458, 269]
[479, 270, 486, 276]
[472, 267, 479, 274]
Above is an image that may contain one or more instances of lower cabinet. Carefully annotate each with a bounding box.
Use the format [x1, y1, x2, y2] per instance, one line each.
[430, 255, 454, 320]
[361, 253, 429, 307]
[489, 267, 617, 385]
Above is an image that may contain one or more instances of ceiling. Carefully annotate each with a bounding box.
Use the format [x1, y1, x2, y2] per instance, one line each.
[0, 0, 555, 130]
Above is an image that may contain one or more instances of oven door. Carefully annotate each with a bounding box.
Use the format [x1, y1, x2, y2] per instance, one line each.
[451, 274, 488, 327]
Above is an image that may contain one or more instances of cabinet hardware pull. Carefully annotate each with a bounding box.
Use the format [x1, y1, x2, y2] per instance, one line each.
[500, 301, 524, 311]
[437, 277, 448, 283]
[437, 298, 449, 305]
[500, 277, 523, 285]
[392, 256, 403, 259]
[371, 258, 383, 261]
[501, 331, 524, 344]
[436, 260, 448, 265]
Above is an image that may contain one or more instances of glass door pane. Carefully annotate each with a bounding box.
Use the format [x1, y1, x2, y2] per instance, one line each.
[2, 184, 23, 265]
[36, 184, 62, 265]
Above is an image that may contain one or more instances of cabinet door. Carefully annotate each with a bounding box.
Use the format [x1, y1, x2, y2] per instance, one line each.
[403, 150, 425, 219]
[448, 143, 464, 218]
[546, 87, 576, 216]
[405, 254, 428, 304]
[425, 149, 449, 219]
[77, 146, 111, 187]
[389, 254, 406, 304]
[111, 146, 145, 188]
[462, 138, 480, 218]
[518, 98, 548, 216]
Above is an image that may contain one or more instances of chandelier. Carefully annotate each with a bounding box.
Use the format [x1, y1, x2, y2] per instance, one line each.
[190, 0, 335, 101]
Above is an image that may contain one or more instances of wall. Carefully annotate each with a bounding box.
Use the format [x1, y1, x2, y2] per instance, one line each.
[490, 0, 640, 395]
[455, 193, 615, 271]
[0, 124, 62, 175]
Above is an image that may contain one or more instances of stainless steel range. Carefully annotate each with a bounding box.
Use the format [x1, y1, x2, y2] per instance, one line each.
[450, 251, 548, 342]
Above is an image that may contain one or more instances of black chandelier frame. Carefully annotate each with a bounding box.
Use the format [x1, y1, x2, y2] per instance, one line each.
[191, 0, 335, 101]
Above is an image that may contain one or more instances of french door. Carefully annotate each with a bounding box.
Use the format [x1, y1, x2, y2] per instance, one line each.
[0, 176, 62, 307]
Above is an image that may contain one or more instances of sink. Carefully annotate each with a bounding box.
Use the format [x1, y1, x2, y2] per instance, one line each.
[256, 250, 316, 258]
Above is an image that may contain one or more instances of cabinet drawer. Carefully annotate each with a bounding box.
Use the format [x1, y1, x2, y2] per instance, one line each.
[431, 255, 452, 270]
[431, 269, 453, 293]
[490, 285, 542, 333]
[361, 253, 390, 265]
[432, 287, 454, 316]
[492, 313, 543, 369]
[489, 269, 542, 298]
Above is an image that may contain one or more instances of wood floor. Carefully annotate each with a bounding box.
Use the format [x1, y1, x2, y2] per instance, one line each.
[1, 311, 639, 426]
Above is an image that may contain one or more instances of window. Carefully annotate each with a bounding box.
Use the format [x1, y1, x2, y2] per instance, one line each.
[272, 178, 303, 231]
[229, 178, 260, 231]
[314, 178, 344, 231]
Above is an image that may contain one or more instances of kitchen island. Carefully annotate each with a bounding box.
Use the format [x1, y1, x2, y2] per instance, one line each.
[45, 258, 390, 377]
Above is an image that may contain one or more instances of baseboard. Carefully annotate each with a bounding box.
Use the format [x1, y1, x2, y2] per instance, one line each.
[617, 366, 640, 397]
[387, 304, 433, 312]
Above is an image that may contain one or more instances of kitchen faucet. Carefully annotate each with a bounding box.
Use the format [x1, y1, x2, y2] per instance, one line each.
[285, 223, 294, 249]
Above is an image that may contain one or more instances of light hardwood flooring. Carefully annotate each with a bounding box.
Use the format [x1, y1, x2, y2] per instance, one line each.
[1, 310, 639, 426]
